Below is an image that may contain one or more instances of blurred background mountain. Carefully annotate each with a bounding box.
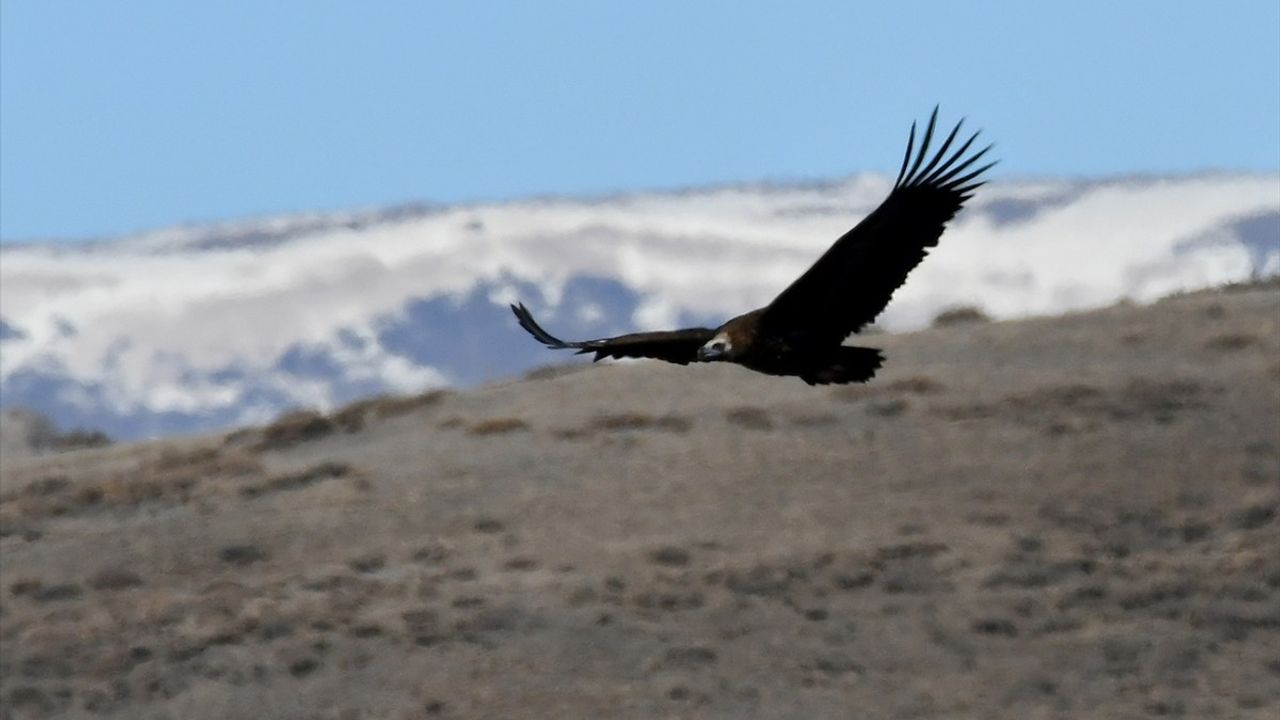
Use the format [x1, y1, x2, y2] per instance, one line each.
[1, 174, 1277, 440]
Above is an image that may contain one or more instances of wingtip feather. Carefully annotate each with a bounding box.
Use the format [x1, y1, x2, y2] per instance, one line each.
[894, 120, 917, 188]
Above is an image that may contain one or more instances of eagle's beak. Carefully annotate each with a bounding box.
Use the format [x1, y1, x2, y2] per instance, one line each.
[696, 345, 723, 362]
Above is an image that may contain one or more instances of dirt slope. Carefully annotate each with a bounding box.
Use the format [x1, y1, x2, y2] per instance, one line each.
[2, 286, 1278, 720]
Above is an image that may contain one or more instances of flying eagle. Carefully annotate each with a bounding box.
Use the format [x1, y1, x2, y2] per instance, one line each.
[512, 108, 994, 385]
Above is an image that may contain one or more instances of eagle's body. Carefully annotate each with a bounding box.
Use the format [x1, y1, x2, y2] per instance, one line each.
[512, 108, 994, 385]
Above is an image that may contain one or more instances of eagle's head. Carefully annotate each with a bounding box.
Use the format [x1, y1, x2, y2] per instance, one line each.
[696, 333, 734, 362]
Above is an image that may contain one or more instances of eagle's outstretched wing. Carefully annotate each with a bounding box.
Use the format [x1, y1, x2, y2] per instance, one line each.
[511, 303, 715, 365]
[759, 107, 995, 348]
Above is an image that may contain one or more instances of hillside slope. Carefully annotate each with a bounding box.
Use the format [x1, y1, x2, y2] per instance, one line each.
[1, 285, 1278, 719]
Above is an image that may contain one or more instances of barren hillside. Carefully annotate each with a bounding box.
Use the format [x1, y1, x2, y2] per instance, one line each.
[2, 285, 1278, 719]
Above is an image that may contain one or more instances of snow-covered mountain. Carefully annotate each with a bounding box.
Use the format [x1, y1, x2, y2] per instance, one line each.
[2, 173, 1277, 440]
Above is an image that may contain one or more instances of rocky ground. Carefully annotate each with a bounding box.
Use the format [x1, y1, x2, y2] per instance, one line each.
[1, 283, 1278, 720]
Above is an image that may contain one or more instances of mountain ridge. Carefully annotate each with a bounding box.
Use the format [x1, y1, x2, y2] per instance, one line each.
[2, 172, 1277, 440]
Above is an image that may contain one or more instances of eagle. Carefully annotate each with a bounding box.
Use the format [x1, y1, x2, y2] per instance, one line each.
[512, 108, 994, 385]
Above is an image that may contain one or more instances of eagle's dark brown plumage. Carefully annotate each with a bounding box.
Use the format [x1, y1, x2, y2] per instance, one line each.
[512, 107, 995, 385]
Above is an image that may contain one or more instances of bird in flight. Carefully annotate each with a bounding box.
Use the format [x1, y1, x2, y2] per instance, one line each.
[512, 107, 995, 385]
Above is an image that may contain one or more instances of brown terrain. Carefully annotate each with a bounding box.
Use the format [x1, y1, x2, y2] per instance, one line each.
[1, 284, 1278, 720]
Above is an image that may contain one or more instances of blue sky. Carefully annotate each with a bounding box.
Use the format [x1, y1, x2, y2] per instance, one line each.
[2, 1, 1278, 242]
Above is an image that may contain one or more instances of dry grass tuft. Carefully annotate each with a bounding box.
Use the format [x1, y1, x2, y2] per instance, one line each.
[588, 413, 693, 434]
[932, 305, 992, 327]
[724, 407, 774, 431]
[789, 412, 839, 427]
[649, 546, 692, 567]
[467, 418, 530, 436]
[88, 568, 145, 592]
[330, 390, 450, 433]
[1204, 333, 1260, 352]
[473, 517, 505, 534]
[887, 376, 945, 394]
[592, 413, 655, 431]
[219, 544, 268, 566]
[867, 399, 909, 417]
[348, 553, 387, 573]
[253, 410, 335, 451]
[239, 462, 352, 499]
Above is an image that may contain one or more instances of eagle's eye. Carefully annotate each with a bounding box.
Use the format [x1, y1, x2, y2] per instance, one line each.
[711, 341, 727, 351]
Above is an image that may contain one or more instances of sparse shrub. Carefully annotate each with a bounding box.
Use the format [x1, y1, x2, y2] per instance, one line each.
[592, 413, 656, 431]
[1231, 504, 1276, 530]
[868, 399, 909, 417]
[1120, 332, 1146, 345]
[348, 554, 386, 573]
[219, 544, 268, 566]
[31, 583, 83, 603]
[254, 410, 335, 451]
[932, 305, 991, 327]
[467, 418, 529, 435]
[1204, 332, 1259, 352]
[329, 400, 373, 433]
[25, 476, 70, 496]
[7, 687, 55, 715]
[971, 618, 1018, 636]
[411, 543, 449, 564]
[654, 415, 694, 433]
[634, 591, 704, 611]
[370, 390, 447, 419]
[813, 655, 863, 677]
[331, 390, 450, 432]
[454, 606, 522, 636]
[724, 406, 773, 430]
[288, 657, 320, 677]
[473, 518, 505, 534]
[887, 376, 944, 394]
[9, 579, 44, 596]
[89, 568, 144, 591]
[833, 571, 874, 590]
[91, 476, 165, 506]
[551, 427, 590, 440]
[663, 646, 717, 667]
[503, 557, 539, 571]
[588, 413, 693, 433]
[1119, 378, 1205, 417]
[648, 546, 691, 567]
[449, 567, 478, 581]
[240, 461, 351, 499]
[790, 413, 838, 427]
[724, 564, 792, 597]
[349, 624, 383, 639]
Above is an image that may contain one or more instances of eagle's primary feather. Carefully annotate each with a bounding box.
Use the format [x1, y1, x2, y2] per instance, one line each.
[511, 107, 995, 385]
